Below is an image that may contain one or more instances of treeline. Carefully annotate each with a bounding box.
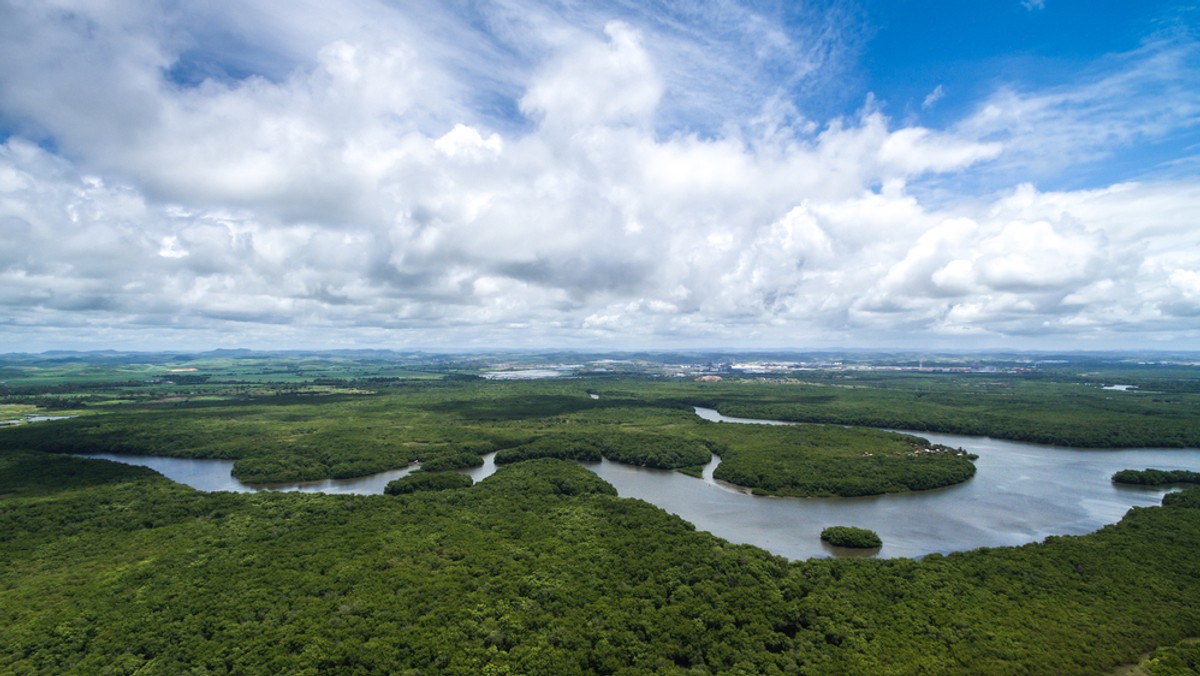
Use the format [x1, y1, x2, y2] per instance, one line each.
[714, 452, 976, 497]
[1163, 490, 1200, 509]
[415, 450, 485, 472]
[625, 373, 1200, 449]
[494, 433, 604, 464]
[0, 399, 509, 484]
[2, 452, 1200, 673]
[598, 432, 711, 470]
[1113, 468, 1200, 486]
[634, 372, 1200, 449]
[712, 391, 1200, 449]
[385, 472, 473, 494]
[494, 430, 711, 471]
[0, 379, 982, 496]
[5, 372, 1194, 497]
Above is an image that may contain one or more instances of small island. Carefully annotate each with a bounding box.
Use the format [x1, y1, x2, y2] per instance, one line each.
[821, 526, 883, 549]
[1112, 469, 1200, 486]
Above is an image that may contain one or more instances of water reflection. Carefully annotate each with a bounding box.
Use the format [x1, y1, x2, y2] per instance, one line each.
[458, 451, 498, 483]
[679, 407, 1200, 559]
[81, 453, 418, 494]
[80, 407, 1200, 561]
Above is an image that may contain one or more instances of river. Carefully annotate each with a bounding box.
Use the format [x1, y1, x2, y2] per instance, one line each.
[79, 453, 421, 495]
[82, 406, 1200, 560]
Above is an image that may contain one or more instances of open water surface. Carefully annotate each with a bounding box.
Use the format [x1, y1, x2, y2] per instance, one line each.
[81, 406, 1200, 560]
[81, 453, 420, 495]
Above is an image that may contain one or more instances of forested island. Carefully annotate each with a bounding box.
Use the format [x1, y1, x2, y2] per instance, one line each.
[820, 526, 883, 549]
[1113, 468, 1200, 486]
[2, 350, 1199, 673]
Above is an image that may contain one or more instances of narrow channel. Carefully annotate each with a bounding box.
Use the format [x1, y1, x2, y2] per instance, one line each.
[81, 405, 1200, 560]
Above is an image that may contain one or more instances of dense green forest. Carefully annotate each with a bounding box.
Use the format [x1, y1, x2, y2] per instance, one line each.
[699, 421, 976, 497]
[2, 450, 1200, 673]
[385, 471, 474, 494]
[2, 352, 1199, 672]
[493, 432, 606, 465]
[1134, 639, 1200, 674]
[0, 374, 980, 497]
[681, 376, 1200, 448]
[3, 351, 1198, 457]
[1, 352, 1196, 496]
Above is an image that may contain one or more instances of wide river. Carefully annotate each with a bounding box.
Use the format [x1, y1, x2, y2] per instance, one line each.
[84, 406, 1200, 560]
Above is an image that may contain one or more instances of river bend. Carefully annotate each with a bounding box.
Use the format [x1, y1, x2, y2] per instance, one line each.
[83, 406, 1200, 560]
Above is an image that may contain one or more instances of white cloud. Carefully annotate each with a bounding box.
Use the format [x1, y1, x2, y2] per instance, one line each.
[520, 22, 663, 133]
[434, 124, 503, 159]
[922, 84, 945, 110]
[0, 2, 1198, 350]
[879, 125, 1002, 175]
[955, 39, 1200, 180]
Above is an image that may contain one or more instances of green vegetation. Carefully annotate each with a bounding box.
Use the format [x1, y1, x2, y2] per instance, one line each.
[416, 449, 486, 472]
[2, 351, 1197, 493]
[479, 458, 619, 497]
[703, 422, 976, 497]
[1162, 490, 1200, 509]
[495, 430, 711, 470]
[0, 375, 543, 483]
[494, 433, 605, 464]
[596, 432, 711, 469]
[385, 471, 473, 494]
[2, 353, 1200, 672]
[821, 526, 883, 549]
[648, 369, 1200, 448]
[4, 350, 1193, 496]
[2, 452, 1200, 673]
[1114, 468, 1200, 486]
[1136, 639, 1200, 675]
[0, 403, 39, 419]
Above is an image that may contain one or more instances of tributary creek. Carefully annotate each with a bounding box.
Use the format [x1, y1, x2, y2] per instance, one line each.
[83, 406, 1200, 560]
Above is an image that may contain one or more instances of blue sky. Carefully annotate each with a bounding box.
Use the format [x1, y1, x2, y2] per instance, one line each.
[861, 0, 1199, 187]
[0, 0, 1198, 352]
[864, 0, 1174, 106]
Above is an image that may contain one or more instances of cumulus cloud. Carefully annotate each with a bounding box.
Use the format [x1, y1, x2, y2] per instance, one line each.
[0, 1, 1198, 350]
[520, 22, 663, 132]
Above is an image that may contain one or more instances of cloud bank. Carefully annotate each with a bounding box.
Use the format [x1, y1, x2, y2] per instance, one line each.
[1, 1, 1198, 350]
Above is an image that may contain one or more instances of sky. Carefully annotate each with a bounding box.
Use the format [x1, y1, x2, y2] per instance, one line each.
[1, 0, 1198, 352]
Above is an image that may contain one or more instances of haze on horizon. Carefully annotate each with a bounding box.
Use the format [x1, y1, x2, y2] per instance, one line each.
[1, 0, 1198, 353]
